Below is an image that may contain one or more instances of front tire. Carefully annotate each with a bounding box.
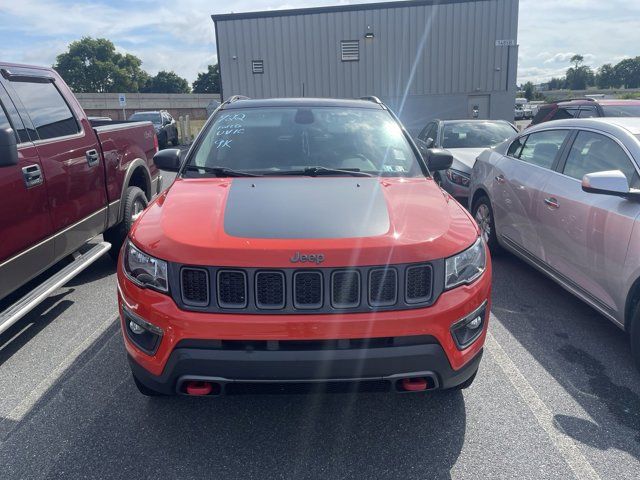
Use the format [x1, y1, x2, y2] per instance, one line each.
[103, 186, 148, 260]
[631, 306, 640, 372]
[472, 195, 503, 255]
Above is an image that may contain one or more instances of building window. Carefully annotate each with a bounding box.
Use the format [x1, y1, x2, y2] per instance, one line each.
[252, 60, 264, 74]
[340, 41, 359, 61]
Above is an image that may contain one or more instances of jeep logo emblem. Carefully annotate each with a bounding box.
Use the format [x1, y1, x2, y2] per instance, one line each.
[290, 252, 325, 264]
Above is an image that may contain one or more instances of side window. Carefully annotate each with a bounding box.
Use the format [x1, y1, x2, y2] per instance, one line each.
[518, 130, 569, 169]
[507, 136, 526, 157]
[563, 131, 640, 188]
[9, 81, 80, 140]
[578, 107, 598, 118]
[550, 107, 578, 121]
[417, 124, 431, 141]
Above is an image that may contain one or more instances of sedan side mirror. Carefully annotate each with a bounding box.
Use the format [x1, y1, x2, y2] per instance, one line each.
[426, 148, 453, 172]
[0, 128, 18, 167]
[582, 170, 637, 199]
[153, 148, 181, 172]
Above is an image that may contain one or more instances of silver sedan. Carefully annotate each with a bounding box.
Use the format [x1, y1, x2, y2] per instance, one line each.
[469, 117, 640, 370]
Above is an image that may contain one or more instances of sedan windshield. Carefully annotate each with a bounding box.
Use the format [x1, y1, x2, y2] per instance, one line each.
[442, 121, 516, 149]
[186, 107, 423, 177]
[130, 113, 161, 125]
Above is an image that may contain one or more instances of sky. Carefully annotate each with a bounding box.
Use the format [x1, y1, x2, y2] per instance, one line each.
[0, 0, 639, 86]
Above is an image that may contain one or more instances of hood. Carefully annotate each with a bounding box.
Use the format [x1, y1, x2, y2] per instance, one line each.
[446, 148, 487, 173]
[131, 176, 479, 267]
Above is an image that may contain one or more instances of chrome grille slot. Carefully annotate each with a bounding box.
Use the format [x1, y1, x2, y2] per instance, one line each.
[331, 270, 361, 308]
[181, 268, 209, 306]
[217, 270, 247, 308]
[368, 268, 397, 307]
[405, 264, 433, 303]
[293, 271, 323, 309]
[255, 271, 285, 309]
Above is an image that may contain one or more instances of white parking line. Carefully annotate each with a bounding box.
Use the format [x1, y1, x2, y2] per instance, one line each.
[485, 331, 601, 480]
[0, 315, 118, 442]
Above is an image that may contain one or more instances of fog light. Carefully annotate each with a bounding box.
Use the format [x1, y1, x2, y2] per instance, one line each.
[129, 321, 145, 335]
[451, 301, 488, 350]
[467, 316, 482, 330]
[122, 305, 163, 355]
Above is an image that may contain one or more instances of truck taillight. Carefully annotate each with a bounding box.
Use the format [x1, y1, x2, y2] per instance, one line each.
[153, 133, 159, 153]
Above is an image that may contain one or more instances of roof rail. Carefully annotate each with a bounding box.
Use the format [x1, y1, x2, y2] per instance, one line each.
[224, 95, 250, 105]
[359, 96, 383, 104]
[556, 97, 597, 103]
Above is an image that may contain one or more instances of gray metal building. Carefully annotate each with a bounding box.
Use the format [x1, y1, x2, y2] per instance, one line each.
[212, 0, 519, 132]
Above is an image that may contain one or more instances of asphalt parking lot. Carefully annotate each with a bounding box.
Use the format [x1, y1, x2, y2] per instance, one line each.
[1, 172, 639, 480]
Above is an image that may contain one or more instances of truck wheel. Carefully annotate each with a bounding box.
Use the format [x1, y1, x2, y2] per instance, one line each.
[104, 186, 148, 261]
[132, 374, 163, 397]
[631, 306, 640, 372]
[472, 195, 503, 255]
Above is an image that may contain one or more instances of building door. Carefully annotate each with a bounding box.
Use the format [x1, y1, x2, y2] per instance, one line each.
[467, 95, 490, 119]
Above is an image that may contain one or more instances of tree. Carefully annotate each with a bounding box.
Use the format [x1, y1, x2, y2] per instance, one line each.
[565, 54, 594, 90]
[596, 63, 619, 89]
[614, 57, 640, 89]
[192, 64, 220, 93]
[522, 81, 535, 101]
[142, 71, 191, 93]
[54, 37, 148, 93]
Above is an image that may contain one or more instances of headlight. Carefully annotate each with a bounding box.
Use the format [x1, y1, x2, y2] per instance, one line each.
[446, 169, 470, 187]
[123, 240, 169, 292]
[445, 236, 486, 289]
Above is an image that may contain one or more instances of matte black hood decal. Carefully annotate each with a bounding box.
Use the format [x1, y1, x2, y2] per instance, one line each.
[224, 178, 390, 239]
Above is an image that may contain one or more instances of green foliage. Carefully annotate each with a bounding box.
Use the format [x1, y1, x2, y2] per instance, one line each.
[614, 57, 640, 89]
[54, 37, 148, 93]
[192, 64, 220, 94]
[142, 71, 191, 94]
[596, 63, 619, 89]
[618, 92, 640, 100]
[522, 81, 535, 101]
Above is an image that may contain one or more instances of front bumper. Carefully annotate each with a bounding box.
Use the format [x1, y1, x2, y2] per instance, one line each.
[128, 340, 483, 395]
[117, 258, 491, 394]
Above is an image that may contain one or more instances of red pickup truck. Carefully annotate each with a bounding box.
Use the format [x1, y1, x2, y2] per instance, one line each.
[0, 63, 160, 334]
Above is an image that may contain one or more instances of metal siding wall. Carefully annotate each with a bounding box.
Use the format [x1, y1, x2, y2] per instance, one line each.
[215, 0, 518, 117]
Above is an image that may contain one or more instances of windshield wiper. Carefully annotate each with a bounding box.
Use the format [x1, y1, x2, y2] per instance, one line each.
[183, 165, 261, 177]
[269, 166, 373, 177]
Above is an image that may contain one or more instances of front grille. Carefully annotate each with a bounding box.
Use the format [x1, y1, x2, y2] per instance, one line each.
[171, 261, 440, 314]
[405, 264, 433, 303]
[368, 268, 397, 306]
[294, 271, 323, 309]
[255, 271, 285, 309]
[217, 270, 247, 308]
[181, 268, 209, 306]
[331, 270, 360, 308]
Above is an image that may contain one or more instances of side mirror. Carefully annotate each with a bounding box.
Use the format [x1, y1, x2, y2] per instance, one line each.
[153, 148, 181, 172]
[0, 128, 18, 167]
[426, 148, 453, 172]
[582, 170, 635, 198]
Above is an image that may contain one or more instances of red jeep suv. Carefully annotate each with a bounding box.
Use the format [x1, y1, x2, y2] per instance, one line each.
[117, 97, 492, 396]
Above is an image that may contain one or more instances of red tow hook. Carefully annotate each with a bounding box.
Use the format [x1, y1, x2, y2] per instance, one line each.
[401, 377, 428, 392]
[185, 381, 214, 396]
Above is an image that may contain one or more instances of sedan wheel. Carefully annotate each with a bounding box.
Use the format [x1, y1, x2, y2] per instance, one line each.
[472, 195, 502, 255]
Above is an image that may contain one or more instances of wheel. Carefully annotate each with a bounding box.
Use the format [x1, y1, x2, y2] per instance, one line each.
[472, 195, 503, 255]
[103, 186, 148, 260]
[132, 373, 163, 397]
[450, 370, 477, 390]
[631, 306, 640, 372]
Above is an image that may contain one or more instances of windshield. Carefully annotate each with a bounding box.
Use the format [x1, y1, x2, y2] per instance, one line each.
[129, 113, 161, 124]
[186, 107, 423, 177]
[442, 121, 516, 149]
[602, 105, 640, 117]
